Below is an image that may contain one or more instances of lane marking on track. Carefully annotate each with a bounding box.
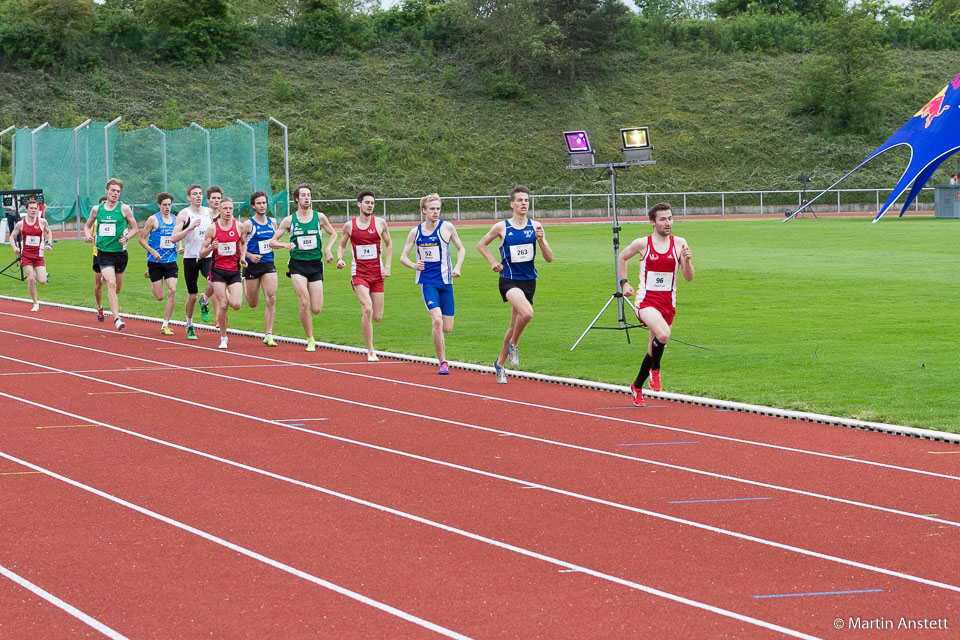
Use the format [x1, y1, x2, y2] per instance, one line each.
[36, 424, 98, 430]
[0, 563, 128, 640]
[0, 471, 41, 475]
[0, 451, 471, 640]
[0, 334, 956, 531]
[87, 391, 140, 396]
[3, 313, 956, 482]
[278, 418, 328, 422]
[0, 416, 820, 640]
[752, 589, 883, 599]
[2, 382, 960, 600]
[617, 442, 700, 447]
[929, 451, 960, 455]
[669, 498, 771, 504]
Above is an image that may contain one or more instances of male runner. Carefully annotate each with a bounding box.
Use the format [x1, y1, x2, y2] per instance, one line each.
[241, 190, 279, 346]
[138, 192, 179, 335]
[617, 202, 694, 406]
[199, 197, 244, 349]
[83, 178, 139, 331]
[398, 193, 465, 374]
[271, 183, 337, 352]
[336, 190, 392, 362]
[200, 185, 223, 322]
[477, 185, 553, 384]
[9, 198, 53, 312]
[170, 185, 213, 340]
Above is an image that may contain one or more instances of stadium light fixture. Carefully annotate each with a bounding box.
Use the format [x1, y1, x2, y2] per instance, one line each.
[620, 127, 652, 162]
[563, 130, 595, 166]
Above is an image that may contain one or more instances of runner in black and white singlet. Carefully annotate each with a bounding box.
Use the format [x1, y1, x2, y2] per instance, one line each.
[399, 193, 465, 374]
[241, 190, 280, 347]
[477, 185, 553, 384]
[170, 184, 213, 340]
[617, 202, 694, 407]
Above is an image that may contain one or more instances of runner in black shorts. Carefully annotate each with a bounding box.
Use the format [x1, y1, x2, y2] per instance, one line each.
[199, 197, 244, 349]
[498, 277, 535, 304]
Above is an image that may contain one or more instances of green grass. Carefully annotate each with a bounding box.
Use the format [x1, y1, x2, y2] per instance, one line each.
[4, 215, 959, 432]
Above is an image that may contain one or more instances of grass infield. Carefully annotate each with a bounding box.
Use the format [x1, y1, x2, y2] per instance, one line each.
[3, 215, 957, 433]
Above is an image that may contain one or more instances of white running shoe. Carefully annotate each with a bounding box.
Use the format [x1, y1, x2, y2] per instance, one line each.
[114, 317, 125, 331]
[507, 343, 519, 368]
[493, 359, 507, 384]
[218, 337, 229, 350]
[30, 304, 39, 312]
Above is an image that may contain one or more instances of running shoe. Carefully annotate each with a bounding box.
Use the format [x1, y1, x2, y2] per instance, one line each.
[160, 326, 174, 336]
[367, 350, 379, 362]
[114, 317, 125, 331]
[214, 319, 220, 330]
[493, 359, 507, 384]
[649, 370, 662, 392]
[507, 343, 519, 368]
[143, 270, 149, 279]
[30, 303, 39, 312]
[305, 337, 317, 352]
[200, 296, 210, 322]
[264, 335, 278, 347]
[438, 361, 450, 375]
[218, 337, 228, 350]
[97, 307, 104, 322]
[185, 326, 197, 341]
[629, 382, 645, 407]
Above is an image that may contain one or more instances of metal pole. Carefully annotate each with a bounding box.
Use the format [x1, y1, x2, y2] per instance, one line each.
[190, 122, 211, 186]
[73, 119, 91, 238]
[0, 125, 15, 188]
[30, 122, 49, 188]
[149, 125, 168, 192]
[759, 191, 763, 215]
[104, 117, 121, 179]
[268, 117, 290, 203]
[721, 192, 725, 216]
[236, 119, 256, 189]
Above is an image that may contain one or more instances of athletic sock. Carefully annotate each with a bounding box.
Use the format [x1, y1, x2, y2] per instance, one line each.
[651, 337, 667, 370]
[634, 354, 653, 388]
[186, 316, 193, 328]
[200, 294, 207, 305]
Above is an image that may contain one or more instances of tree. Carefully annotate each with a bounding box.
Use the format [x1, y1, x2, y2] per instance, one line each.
[541, 0, 630, 83]
[142, 0, 250, 65]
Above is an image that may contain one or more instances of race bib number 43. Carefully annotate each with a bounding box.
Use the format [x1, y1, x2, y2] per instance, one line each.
[509, 243, 534, 263]
[356, 244, 378, 260]
[645, 270, 674, 292]
[99, 223, 116, 237]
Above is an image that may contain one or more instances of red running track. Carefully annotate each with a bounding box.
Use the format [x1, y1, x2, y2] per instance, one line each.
[0, 299, 957, 639]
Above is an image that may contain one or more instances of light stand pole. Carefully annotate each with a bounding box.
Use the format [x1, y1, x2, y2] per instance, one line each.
[570, 159, 654, 350]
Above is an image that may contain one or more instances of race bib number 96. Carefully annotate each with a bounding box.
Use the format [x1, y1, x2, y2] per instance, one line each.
[509, 243, 534, 263]
[356, 244, 378, 260]
[645, 271, 674, 292]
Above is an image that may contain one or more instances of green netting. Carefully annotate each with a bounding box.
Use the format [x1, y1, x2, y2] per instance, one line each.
[13, 120, 275, 224]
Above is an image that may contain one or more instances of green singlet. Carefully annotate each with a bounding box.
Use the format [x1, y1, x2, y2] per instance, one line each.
[289, 210, 324, 262]
[94, 200, 129, 253]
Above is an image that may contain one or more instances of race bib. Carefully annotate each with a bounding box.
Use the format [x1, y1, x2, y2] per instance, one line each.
[356, 244, 378, 260]
[258, 239, 273, 254]
[196, 226, 207, 240]
[509, 243, 534, 263]
[160, 237, 175, 249]
[645, 270, 674, 292]
[25, 235, 41, 247]
[218, 241, 237, 256]
[297, 235, 317, 251]
[99, 223, 116, 237]
[420, 245, 440, 262]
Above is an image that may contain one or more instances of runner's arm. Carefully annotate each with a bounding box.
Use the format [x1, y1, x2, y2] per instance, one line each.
[534, 222, 553, 263]
[268, 216, 294, 250]
[448, 225, 465, 277]
[9, 221, 21, 253]
[336, 220, 351, 267]
[677, 237, 694, 282]
[42, 219, 53, 249]
[476, 222, 505, 272]
[398, 227, 420, 271]
[617, 237, 646, 299]
[319, 213, 338, 263]
[198, 225, 217, 258]
[379, 219, 392, 277]
[83, 206, 97, 242]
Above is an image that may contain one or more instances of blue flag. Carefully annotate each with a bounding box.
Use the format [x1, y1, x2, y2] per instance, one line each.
[785, 73, 960, 223]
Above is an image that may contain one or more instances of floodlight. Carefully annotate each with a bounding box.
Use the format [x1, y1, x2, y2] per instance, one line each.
[563, 130, 595, 166]
[620, 127, 652, 162]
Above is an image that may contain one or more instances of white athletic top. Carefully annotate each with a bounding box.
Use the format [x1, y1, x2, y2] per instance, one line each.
[182, 206, 213, 259]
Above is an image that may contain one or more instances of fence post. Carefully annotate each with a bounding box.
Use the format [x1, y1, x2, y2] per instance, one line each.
[494, 197, 497, 220]
[759, 191, 763, 215]
[721, 192, 725, 217]
[569, 194, 573, 219]
[457, 197, 460, 221]
[876, 190, 880, 212]
[683, 193, 687, 216]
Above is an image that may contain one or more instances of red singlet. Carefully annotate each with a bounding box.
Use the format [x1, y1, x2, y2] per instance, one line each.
[350, 217, 383, 279]
[19, 217, 45, 265]
[213, 220, 240, 272]
[636, 234, 678, 325]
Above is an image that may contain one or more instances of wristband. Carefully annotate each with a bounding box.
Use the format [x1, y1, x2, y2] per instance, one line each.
[619, 278, 629, 286]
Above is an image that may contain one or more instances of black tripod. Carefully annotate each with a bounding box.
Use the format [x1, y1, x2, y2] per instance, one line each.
[791, 174, 817, 219]
[571, 164, 644, 350]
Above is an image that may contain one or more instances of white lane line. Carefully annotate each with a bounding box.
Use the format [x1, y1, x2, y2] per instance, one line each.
[3, 374, 960, 598]
[0, 336, 955, 531]
[0, 563, 128, 640]
[0, 407, 819, 640]
[2, 313, 956, 481]
[0, 452, 471, 640]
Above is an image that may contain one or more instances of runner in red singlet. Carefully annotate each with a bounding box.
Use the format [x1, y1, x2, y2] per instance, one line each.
[199, 197, 245, 349]
[617, 202, 694, 406]
[336, 189, 393, 361]
[9, 198, 53, 312]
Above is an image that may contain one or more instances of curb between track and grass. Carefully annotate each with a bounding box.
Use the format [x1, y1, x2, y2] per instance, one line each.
[4, 295, 958, 445]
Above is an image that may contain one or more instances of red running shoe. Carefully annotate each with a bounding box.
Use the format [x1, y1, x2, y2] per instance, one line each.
[630, 383, 645, 407]
[97, 307, 104, 322]
[650, 369, 662, 392]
